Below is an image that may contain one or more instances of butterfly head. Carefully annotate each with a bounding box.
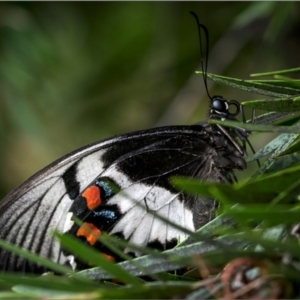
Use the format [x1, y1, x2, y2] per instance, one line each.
[209, 96, 241, 121]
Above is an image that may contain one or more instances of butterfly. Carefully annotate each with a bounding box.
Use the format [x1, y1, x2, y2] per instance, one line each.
[0, 94, 251, 273]
[0, 16, 253, 273]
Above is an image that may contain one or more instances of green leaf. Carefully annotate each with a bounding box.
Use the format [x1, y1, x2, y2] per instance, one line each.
[0, 292, 35, 299]
[201, 73, 300, 97]
[80, 235, 250, 281]
[252, 111, 298, 125]
[54, 232, 143, 285]
[0, 273, 98, 293]
[177, 214, 236, 247]
[247, 79, 300, 89]
[251, 132, 299, 176]
[235, 232, 300, 257]
[82, 281, 197, 300]
[250, 67, 300, 77]
[172, 165, 300, 205]
[225, 205, 300, 226]
[265, 153, 300, 172]
[0, 239, 79, 278]
[231, 2, 275, 28]
[3, 278, 198, 299]
[273, 76, 300, 88]
[210, 119, 300, 134]
[275, 135, 300, 156]
[197, 249, 282, 268]
[247, 132, 298, 162]
[12, 285, 78, 298]
[243, 97, 300, 112]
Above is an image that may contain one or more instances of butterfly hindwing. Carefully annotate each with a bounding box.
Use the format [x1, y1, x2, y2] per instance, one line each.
[64, 125, 216, 264]
[63, 123, 242, 266]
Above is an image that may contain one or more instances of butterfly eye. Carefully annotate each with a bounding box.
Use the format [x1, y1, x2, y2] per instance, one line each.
[227, 100, 241, 116]
[211, 96, 227, 114]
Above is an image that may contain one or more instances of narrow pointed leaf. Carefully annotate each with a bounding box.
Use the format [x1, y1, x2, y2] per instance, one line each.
[250, 67, 300, 77]
[247, 132, 297, 162]
[173, 165, 300, 204]
[275, 136, 300, 156]
[80, 235, 250, 280]
[250, 111, 297, 125]
[236, 232, 300, 257]
[243, 97, 300, 112]
[266, 153, 300, 172]
[0, 274, 97, 292]
[226, 206, 300, 225]
[0, 239, 76, 277]
[210, 119, 300, 133]
[54, 232, 143, 285]
[246, 79, 300, 89]
[202, 73, 300, 97]
[251, 133, 299, 176]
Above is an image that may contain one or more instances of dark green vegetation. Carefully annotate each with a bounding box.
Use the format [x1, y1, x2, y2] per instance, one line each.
[1, 2, 300, 299]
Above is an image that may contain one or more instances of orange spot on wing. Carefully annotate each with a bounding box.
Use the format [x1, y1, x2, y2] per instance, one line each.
[86, 253, 116, 267]
[76, 222, 101, 245]
[82, 186, 102, 210]
[101, 253, 115, 262]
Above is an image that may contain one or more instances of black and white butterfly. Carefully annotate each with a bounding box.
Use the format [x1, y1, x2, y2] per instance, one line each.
[0, 95, 250, 273]
[0, 18, 252, 273]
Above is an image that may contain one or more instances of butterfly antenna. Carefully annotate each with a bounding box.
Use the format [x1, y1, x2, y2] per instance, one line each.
[190, 11, 211, 100]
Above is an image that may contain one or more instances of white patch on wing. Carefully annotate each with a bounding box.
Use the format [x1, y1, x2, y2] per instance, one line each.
[129, 213, 154, 246]
[148, 209, 166, 244]
[63, 212, 74, 233]
[46, 192, 75, 255]
[144, 186, 177, 210]
[102, 168, 196, 253]
[166, 198, 189, 241]
[1, 176, 66, 243]
[27, 179, 73, 257]
[0, 175, 74, 266]
[66, 255, 77, 270]
[184, 204, 194, 232]
[75, 150, 106, 191]
[110, 204, 147, 239]
[100, 165, 130, 188]
[108, 186, 149, 213]
[124, 213, 155, 255]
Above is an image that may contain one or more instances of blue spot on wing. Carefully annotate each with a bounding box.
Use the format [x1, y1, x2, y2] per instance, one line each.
[95, 177, 120, 200]
[97, 181, 113, 198]
[87, 204, 121, 231]
[93, 209, 117, 220]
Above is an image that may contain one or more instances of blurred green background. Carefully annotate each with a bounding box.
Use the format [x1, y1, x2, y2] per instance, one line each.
[0, 2, 300, 198]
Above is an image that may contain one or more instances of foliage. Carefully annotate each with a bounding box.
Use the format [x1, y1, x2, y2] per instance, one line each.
[1, 2, 300, 299]
[0, 69, 299, 299]
[1, 2, 300, 195]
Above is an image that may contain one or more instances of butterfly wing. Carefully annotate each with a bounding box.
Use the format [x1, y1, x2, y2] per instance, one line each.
[0, 124, 245, 272]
